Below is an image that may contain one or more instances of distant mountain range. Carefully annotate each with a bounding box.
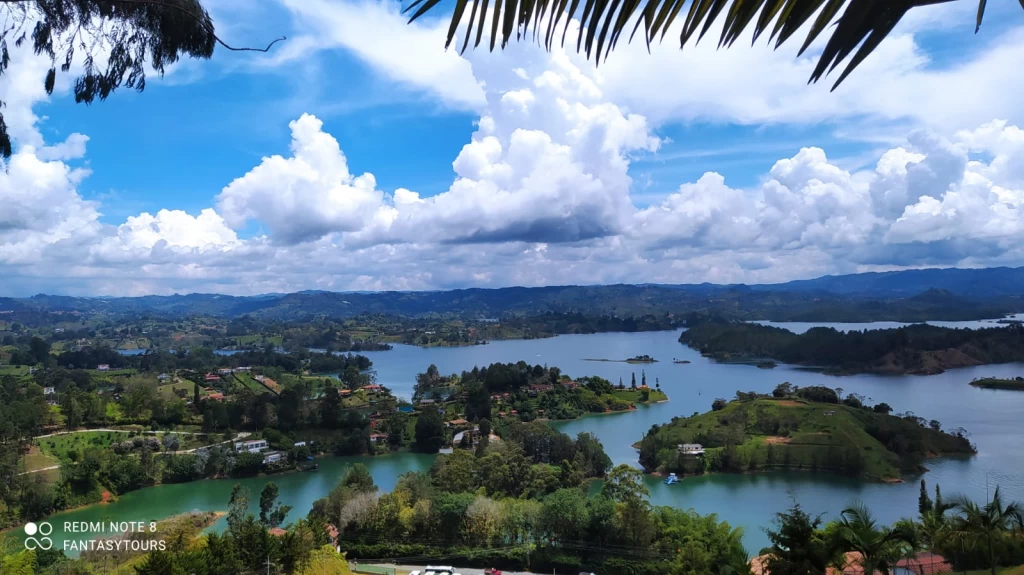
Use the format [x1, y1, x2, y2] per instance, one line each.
[2, 266, 1023, 322]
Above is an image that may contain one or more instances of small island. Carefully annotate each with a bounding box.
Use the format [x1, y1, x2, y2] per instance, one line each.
[413, 362, 668, 425]
[636, 384, 974, 482]
[969, 377, 1024, 390]
[584, 354, 658, 363]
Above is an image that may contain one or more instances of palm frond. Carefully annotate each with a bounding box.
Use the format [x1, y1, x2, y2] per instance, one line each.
[405, 0, 1017, 90]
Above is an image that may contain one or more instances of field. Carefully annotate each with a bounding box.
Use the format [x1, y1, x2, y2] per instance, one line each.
[0, 364, 29, 376]
[35, 430, 218, 460]
[157, 380, 196, 400]
[232, 372, 276, 395]
[21, 445, 60, 473]
[37, 430, 133, 458]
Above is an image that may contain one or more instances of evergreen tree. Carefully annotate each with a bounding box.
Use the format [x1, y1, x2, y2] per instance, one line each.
[919, 479, 933, 516]
[631, 373, 637, 389]
[763, 503, 834, 575]
[641, 370, 647, 387]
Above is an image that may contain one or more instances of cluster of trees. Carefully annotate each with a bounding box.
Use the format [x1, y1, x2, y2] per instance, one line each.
[413, 362, 638, 430]
[680, 321, 1024, 373]
[311, 459, 749, 575]
[762, 480, 1024, 575]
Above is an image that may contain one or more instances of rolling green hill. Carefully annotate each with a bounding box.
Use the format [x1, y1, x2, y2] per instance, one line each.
[637, 396, 974, 481]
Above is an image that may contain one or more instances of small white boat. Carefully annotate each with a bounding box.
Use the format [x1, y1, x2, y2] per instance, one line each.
[664, 473, 679, 485]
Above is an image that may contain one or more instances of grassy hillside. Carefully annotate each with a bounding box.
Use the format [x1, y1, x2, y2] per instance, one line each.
[637, 397, 974, 481]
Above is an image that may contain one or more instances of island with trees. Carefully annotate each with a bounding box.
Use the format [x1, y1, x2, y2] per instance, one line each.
[969, 377, 1024, 391]
[637, 384, 975, 481]
[679, 321, 1024, 375]
[409, 362, 668, 428]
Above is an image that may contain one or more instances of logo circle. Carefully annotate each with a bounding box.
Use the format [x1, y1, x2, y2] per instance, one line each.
[24, 522, 37, 536]
[38, 522, 53, 536]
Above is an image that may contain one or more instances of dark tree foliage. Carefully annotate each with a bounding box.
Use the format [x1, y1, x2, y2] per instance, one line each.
[681, 321, 1024, 374]
[763, 503, 834, 575]
[0, 0, 219, 158]
[413, 407, 446, 453]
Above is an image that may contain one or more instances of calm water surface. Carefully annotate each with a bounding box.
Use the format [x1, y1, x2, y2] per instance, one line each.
[35, 329, 1024, 553]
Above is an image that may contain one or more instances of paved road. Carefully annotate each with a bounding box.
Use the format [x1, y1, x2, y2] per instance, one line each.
[34, 428, 215, 439]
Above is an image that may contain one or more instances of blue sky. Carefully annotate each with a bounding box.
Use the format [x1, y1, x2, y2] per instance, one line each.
[3, 0, 1024, 296]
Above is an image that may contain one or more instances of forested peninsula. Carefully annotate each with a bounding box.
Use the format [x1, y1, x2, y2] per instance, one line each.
[679, 321, 1024, 375]
[637, 385, 975, 481]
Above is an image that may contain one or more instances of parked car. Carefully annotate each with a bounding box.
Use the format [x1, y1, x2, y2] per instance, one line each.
[484, 568, 502, 575]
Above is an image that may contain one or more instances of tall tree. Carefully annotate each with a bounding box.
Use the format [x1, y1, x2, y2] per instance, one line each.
[763, 503, 836, 575]
[836, 503, 917, 575]
[919, 479, 934, 516]
[259, 482, 292, 529]
[948, 487, 1024, 575]
[414, 408, 446, 453]
[406, 1, 1018, 93]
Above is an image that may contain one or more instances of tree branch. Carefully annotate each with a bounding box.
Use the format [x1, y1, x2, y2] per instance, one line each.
[0, 0, 286, 52]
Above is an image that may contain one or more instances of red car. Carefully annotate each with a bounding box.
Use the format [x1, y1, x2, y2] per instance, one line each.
[484, 568, 502, 575]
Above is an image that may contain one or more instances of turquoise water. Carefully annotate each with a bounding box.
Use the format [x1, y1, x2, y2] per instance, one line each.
[24, 329, 1024, 553]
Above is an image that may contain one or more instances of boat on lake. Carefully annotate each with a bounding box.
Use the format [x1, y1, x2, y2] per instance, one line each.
[664, 473, 679, 485]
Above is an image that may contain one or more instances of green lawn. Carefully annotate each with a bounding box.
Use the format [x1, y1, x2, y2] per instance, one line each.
[157, 380, 196, 400]
[232, 372, 273, 394]
[37, 431, 133, 459]
[0, 365, 29, 376]
[21, 446, 59, 472]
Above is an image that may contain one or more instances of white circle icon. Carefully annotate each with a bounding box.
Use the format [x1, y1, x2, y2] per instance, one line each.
[24, 522, 37, 536]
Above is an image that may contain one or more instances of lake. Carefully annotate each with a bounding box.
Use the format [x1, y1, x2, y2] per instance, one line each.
[31, 328, 1024, 554]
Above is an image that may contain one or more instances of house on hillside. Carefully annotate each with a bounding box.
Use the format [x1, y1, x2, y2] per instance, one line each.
[157, 373, 171, 382]
[206, 392, 225, 401]
[263, 451, 285, 465]
[370, 433, 388, 444]
[234, 439, 268, 453]
[677, 444, 705, 456]
[204, 373, 220, 383]
[361, 384, 383, 393]
[96, 364, 110, 371]
[217, 368, 232, 375]
[453, 427, 501, 449]
[43, 387, 55, 395]
[445, 418, 469, 428]
[528, 383, 554, 396]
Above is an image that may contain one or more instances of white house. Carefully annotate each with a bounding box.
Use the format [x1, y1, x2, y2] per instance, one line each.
[234, 439, 268, 453]
[157, 373, 171, 382]
[263, 451, 285, 464]
[293, 441, 307, 447]
[96, 364, 110, 371]
[43, 387, 56, 395]
[677, 443, 705, 456]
